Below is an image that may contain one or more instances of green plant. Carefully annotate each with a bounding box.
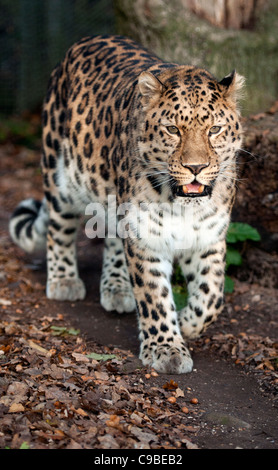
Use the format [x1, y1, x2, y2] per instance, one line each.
[86, 352, 118, 361]
[19, 442, 30, 449]
[225, 222, 261, 293]
[50, 326, 80, 336]
[171, 264, 188, 310]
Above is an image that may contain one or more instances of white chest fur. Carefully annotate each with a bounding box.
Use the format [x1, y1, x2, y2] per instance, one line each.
[136, 199, 229, 254]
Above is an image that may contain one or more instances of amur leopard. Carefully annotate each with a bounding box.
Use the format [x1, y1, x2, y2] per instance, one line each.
[10, 35, 244, 374]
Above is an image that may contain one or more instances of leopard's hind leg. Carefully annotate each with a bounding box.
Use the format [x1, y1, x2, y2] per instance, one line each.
[42, 64, 86, 301]
[45, 195, 86, 301]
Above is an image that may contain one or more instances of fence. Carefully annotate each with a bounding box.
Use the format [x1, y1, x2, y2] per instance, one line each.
[0, 0, 115, 114]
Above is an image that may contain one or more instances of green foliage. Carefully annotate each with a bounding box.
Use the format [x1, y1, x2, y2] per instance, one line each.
[226, 222, 261, 244]
[86, 352, 118, 361]
[172, 284, 188, 311]
[50, 326, 80, 336]
[19, 442, 30, 449]
[224, 275, 235, 294]
[225, 222, 261, 293]
[226, 245, 243, 270]
[5, 441, 30, 450]
[172, 265, 188, 310]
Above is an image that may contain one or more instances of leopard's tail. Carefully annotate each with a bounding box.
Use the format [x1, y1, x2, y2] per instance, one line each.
[9, 198, 49, 253]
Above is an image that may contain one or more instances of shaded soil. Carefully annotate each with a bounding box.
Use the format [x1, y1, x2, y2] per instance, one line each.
[0, 109, 277, 449]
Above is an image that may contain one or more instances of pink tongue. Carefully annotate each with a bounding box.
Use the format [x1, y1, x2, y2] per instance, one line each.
[186, 182, 202, 193]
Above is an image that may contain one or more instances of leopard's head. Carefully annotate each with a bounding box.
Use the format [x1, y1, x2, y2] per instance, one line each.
[137, 66, 244, 202]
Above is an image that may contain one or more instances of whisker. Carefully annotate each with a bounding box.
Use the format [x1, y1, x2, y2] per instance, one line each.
[218, 172, 247, 185]
[151, 178, 172, 190]
[220, 174, 245, 181]
[238, 147, 267, 163]
[140, 168, 169, 175]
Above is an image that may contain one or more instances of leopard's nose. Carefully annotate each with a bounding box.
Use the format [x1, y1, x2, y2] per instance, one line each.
[181, 163, 208, 175]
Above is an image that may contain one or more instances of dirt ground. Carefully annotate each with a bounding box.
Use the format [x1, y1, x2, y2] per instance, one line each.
[0, 108, 277, 450]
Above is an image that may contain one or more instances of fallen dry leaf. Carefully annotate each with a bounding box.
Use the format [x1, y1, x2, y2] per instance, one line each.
[27, 339, 51, 356]
[175, 387, 185, 398]
[0, 298, 12, 306]
[74, 407, 89, 417]
[72, 352, 90, 362]
[9, 403, 25, 413]
[163, 379, 178, 390]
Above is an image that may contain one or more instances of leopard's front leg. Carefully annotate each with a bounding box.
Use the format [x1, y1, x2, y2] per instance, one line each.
[178, 240, 226, 340]
[124, 239, 193, 374]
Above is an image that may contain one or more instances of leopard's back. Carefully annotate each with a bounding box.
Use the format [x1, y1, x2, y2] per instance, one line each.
[41, 35, 169, 206]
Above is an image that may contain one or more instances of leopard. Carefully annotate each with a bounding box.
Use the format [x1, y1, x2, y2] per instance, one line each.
[9, 35, 244, 374]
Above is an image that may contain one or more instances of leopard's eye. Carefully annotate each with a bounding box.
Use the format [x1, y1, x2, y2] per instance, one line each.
[166, 125, 180, 135]
[209, 126, 222, 135]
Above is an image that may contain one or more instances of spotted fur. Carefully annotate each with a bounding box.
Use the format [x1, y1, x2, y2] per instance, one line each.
[9, 35, 244, 373]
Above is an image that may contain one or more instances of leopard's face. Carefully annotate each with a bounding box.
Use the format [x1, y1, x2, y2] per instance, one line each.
[137, 66, 244, 202]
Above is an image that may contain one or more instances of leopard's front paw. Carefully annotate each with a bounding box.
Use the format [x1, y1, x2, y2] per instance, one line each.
[47, 278, 86, 301]
[180, 322, 202, 340]
[100, 288, 136, 314]
[140, 340, 193, 374]
[179, 308, 215, 340]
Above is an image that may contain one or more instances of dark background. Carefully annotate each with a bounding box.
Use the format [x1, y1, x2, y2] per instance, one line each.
[0, 0, 115, 114]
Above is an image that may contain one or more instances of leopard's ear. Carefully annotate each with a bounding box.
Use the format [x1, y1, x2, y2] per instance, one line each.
[138, 71, 165, 107]
[219, 70, 245, 103]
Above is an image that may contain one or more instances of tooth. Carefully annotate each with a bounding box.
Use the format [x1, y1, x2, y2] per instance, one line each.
[182, 185, 188, 194]
[198, 185, 205, 193]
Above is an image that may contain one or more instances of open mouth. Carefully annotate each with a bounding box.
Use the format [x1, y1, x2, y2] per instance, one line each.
[174, 181, 212, 198]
